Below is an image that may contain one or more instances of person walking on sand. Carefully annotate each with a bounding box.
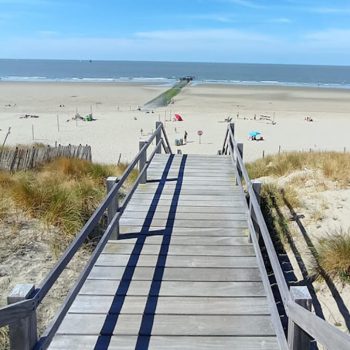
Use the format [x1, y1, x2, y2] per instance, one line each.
[184, 131, 188, 144]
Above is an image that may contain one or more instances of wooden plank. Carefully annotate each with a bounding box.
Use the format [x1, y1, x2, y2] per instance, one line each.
[119, 226, 248, 237]
[119, 218, 248, 229]
[96, 254, 258, 268]
[112, 235, 250, 245]
[102, 243, 255, 257]
[126, 199, 245, 207]
[80, 280, 266, 297]
[88, 266, 262, 282]
[69, 295, 269, 315]
[138, 184, 239, 190]
[135, 189, 240, 196]
[56, 314, 275, 336]
[124, 205, 246, 214]
[121, 211, 247, 221]
[49, 335, 279, 350]
[130, 194, 241, 201]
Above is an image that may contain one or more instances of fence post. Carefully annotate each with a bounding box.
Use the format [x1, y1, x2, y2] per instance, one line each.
[236, 143, 243, 185]
[156, 122, 162, 154]
[7, 284, 37, 350]
[249, 180, 262, 243]
[139, 141, 147, 184]
[288, 286, 312, 350]
[106, 177, 119, 240]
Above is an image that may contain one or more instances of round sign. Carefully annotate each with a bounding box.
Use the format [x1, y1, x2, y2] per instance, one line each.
[197, 130, 203, 136]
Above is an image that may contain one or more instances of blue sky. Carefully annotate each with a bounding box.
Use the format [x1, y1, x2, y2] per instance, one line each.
[1, 0, 350, 64]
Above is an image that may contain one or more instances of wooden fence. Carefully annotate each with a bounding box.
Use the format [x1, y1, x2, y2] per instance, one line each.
[0, 144, 92, 171]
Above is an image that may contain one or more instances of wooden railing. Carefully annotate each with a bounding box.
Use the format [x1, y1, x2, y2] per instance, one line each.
[222, 123, 350, 350]
[0, 122, 172, 350]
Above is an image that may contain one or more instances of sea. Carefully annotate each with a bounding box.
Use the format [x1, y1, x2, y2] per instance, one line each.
[1, 59, 350, 89]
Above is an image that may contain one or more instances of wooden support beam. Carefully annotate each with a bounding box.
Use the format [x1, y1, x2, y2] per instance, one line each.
[249, 180, 262, 243]
[236, 142, 243, 185]
[156, 122, 162, 154]
[139, 141, 147, 184]
[107, 177, 119, 240]
[7, 284, 37, 350]
[288, 286, 312, 350]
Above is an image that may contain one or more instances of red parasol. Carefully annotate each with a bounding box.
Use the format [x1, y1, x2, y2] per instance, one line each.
[175, 114, 183, 121]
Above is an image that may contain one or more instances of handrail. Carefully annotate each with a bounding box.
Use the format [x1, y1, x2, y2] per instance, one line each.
[0, 122, 173, 349]
[222, 123, 350, 350]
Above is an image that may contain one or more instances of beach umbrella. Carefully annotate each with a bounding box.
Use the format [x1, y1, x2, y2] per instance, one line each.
[249, 131, 261, 137]
[175, 114, 183, 121]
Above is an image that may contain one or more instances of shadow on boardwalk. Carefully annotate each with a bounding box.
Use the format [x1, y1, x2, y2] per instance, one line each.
[93, 154, 187, 350]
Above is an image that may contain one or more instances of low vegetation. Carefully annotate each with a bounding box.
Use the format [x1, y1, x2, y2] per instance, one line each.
[0, 158, 137, 244]
[315, 230, 350, 283]
[246, 151, 350, 188]
[247, 151, 350, 282]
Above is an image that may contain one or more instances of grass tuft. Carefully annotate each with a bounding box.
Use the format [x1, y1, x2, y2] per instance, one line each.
[314, 230, 350, 283]
[0, 158, 126, 242]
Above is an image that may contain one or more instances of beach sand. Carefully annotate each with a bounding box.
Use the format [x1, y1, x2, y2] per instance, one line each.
[0, 81, 350, 163]
[1, 81, 350, 342]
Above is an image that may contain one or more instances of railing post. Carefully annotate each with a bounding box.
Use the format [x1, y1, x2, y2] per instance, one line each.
[7, 284, 37, 350]
[139, 141, 147, 184]
[249, 180, 262, 243]
[288, 286, 312, 350]
[229, 123, 235, 137]
[229, 123, 235, 155]
[106, 176, 119, 240]
[156, 122, 162, 154]
[236, 142, 243, 185]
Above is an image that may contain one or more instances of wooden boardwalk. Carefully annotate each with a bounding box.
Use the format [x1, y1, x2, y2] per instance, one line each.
[49, 154, 279, 350]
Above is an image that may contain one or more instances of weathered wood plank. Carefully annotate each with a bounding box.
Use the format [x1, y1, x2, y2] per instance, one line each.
[113, 235, 249, 245]
[95, 254, 257, 268]
[102, 243, 255, 257]
[130, 194, 242, 201]
[119, 218, 248, 229]
[88, 266, 262, 282]
[70, 295, 269, 315]
[126, 199, 245, 207]
[119, 226, 248, 237]
[121, 211, 247, 221]
[124, 205, 246, 214]
[56, 314, 275, 336]
[49, 335, 279, 350]
[80, 280, 266, 297]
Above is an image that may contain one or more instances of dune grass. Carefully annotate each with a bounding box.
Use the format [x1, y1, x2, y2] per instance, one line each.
[314, 230, 350, 283]
[246, 151, 350, 187]
[247, 151, 350, 283]
[0, 158, 137, 243]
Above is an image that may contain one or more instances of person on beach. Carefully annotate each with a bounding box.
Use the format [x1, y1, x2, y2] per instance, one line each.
[184, 131, 188, 144]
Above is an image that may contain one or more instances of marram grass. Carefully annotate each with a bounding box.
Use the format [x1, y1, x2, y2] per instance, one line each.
[0, 158, 136, 241]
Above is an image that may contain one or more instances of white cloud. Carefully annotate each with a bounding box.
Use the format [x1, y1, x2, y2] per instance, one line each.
[185, 13, 236, 23]
[223, 0, 262, 9]
[269, 17, 292, 24]
[303, 29, 350, 51]
[2, 27, 350, 65]
[311, 7, 350, 14]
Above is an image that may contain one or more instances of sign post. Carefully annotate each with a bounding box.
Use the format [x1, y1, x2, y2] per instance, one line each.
[197, 130, 203, 144]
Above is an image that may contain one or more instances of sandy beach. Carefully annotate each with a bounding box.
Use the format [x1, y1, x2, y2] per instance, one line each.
[1, 81, 350, 163]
